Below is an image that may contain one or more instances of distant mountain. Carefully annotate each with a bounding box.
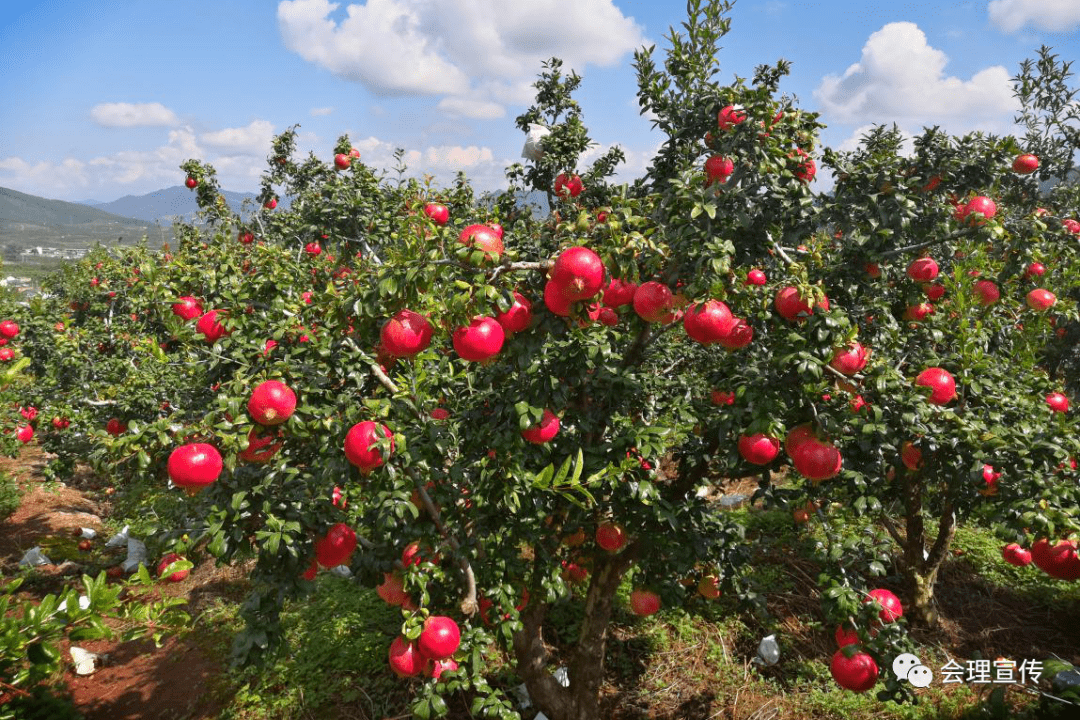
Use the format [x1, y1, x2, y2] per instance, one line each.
[90, 186, 260, 223]
[0, 186, 148, 227]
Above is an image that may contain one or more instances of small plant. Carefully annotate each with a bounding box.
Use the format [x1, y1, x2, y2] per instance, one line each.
[0, 471, 21, 521]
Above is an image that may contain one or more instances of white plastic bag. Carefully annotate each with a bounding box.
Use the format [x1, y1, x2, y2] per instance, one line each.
[104, 525, 130, 548]
[120, 538, 147, 573]
[70, 646, 106, 675]
[521, 123, 550, 162]
[19, 547, 52, 567]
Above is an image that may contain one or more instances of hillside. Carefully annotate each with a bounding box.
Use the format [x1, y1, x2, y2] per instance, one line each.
[0, 186, 148, 227]
[90, 186, 259, 223]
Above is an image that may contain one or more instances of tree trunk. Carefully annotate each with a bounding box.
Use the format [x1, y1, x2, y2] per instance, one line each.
[899, 471, 957, 628]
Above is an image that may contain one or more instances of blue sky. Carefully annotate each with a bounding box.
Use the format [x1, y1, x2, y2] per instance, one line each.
[1, 0, 1077, 203]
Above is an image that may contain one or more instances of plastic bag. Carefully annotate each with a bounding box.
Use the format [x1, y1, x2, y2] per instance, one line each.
[521, 123, 550, 162]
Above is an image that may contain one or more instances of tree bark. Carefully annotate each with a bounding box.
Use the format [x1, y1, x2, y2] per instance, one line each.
[899, 471, 957, 628]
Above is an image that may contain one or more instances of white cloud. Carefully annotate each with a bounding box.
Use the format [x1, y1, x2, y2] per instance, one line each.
[834, 124, 916, 155]
[310, 106, 334, 116]
[815, 23, 1019, 128]
[200, 120, 276, 155]
[989, 0, 1080, 32]
[276, 0, 645, 119]
[90, 102, 180, 128]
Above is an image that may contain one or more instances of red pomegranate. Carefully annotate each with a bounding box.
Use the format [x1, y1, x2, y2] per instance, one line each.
[544, 279, 573, 317]
[683, 300, 736, 344]
[453, 316, 504, 362]
[238, 428, 284, 464]
[496, 291, 533, 335]
[344, 421, 393, 474]
[790, 436, 842, 482]
[1047, 393, 1070, 413]
[157, 553, 189, 583]
[418, 616, 461, 660]
[906, 257, 939, 282]
[629, 589, 661, 616]
[106, 418, 127, 436]
[380, 309, 434, 358]
[196, 310, 230, 343]
[16, 425, 33, 444]
[522, 409, 560, 444]
[900, 441, 923, 471]
[784, 423, 817, 456]
[554, 173, 584, 198]
[738, 434, 780, 465]
[168, 443, 223, 489]
[633, 281, 674, 323]
[835, 625, 859, 648]
[550, 246, 605, 301]
[704, 155, 734, 185]
[316, 523, 357, 567]
[775, 286, 828, 321]
[376, 572, 408, 606]
[172, 297, 203, 321]
[865, 588, 903, 623]
[829, 342, 869, 375]
[596, 522, 626, 552]
[458, 224, 504, 261]
[963, 195, 997, 225]
[914, 367, 956, 405]
[718, 318, 753, 350]
[426, 657, 459, 681]
[423, 203, 449, 226]
[603, 278, 637, 307]
[973, 280, 1000, 306]
[1002, 543, 1032, 567]
[831, 648, 879, 692]
[1026, 288, 1056, 311]
[248, 380, 297, 426]
[388, 636, 424, 678]
[717, 104, 746, 130]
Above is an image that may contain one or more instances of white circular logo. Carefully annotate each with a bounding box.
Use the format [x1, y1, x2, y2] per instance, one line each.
[907, 665, 934, 688]
[892, 653, 922, 680]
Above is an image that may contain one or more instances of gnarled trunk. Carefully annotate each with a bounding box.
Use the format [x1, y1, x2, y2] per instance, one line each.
[891, 472, 956, 628]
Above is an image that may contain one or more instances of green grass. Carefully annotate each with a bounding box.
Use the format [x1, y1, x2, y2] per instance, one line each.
[0, 470, 22, 521]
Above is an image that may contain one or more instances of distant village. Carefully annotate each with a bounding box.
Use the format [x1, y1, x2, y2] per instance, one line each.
[18, 246, 88, 260]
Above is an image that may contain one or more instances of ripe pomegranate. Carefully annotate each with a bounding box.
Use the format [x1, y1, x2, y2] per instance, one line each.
[544, 279, 574, 317]
[901, 441, 923, 471]
[633, 281, 674, 323]
[711, 389, 735, 406]
[738, 434, 780, 465]
[458, 224, 504, 261]
[791, 147, 816, 182]
[106, 418, 127, 436]
[973, 279, 1000, 306]
[1012, 154, 1039, 174]
[185, 176, 197, 189]
[52, 417, 70, 430]
[603, 278, 637, 307]
[697, 574, 721, 599]
[1002, 543, 1032, 567]
[596, 522, 626, 552]
[388, 636, 424, 678]
[496, 291, 533, 335]
[248, 380, 297, 426]
[903, 302, 935, 321]
[829, 342, 869, 375]
[554, 173, 584, 198]
[238, 231, 255, 244]
[906, 257, 939, 282]
[963, 195, 997, 225]
[376, 572, 408, 606]
[452, 316, 505, 361]
[304, 242, 322, 256]
[426, 657, 459, 681]
[344, 421, 393, 474]
[923, 283, 946, 301]
[1024, 262, 1046, 278]
[238, 428, 284, 464]
[157, 553, 189, 582]
[915, 367, 957, 405]
[16, 425, 33, 444]
[718, 318, 753, 350]
[1026, 288, 1056, 311]
[775, 286, 828, 322]
[598, 307, 618, 326]
[746, 269, 767, 286]
[168, 443, 223, 489]
[865, 588, 903, 623]
[423, 203, 449, 226]
[683, 300, 736, 344]
[704, 155, 734, 185]
[380, 309, 434, 358]
[196, 310, 230, 343]
[1047, 393, 1070, 413]
[522, 409, 560, 444]
[831, 648, 879, 692]
[418, 616, 461, 660]
[629, 589, 661, 616]
[172, 296, 203, 321]
[717, 104, 746, 130]
[316, 523, 357, 567]
[550, 246, 605, 301]
[790, 436, 842, 482]
[561, 560, 589, 583]
[1063, 219, 1080, 235]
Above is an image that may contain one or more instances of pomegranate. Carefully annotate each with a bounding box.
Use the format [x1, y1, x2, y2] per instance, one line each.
[835, 625, 859, 648]
[915, 367, 957, 405]
[718, 318, 753, 350]
[1047, 393, 1070, 413]
[717, 104, 746, 130]
[923, 283, 946, 301]
[388, 636, 424, 678]
[304, 242, 322, 256]
[603, 278, 637, 307]
[738, 434, 780, 465]
[344, 421, 394, 474]
[458, 224, 504, 261]
[900, 441, 923, 471]
[544, 279, 574, 317]
[831, 648, 879, 692]
[157, 553, 189, 582]
[496, 291, 533, 335]
[239, 428, 284, 463]
[711, 390, 735, 406]
[1026, 288, 1056, 311]
[629, 589, 661, 616]
[16, 425, 33, 444]
[316, 523, 357, 567]
[683, 300, 736, 344]
[1002, 543, 1032, 567]
[171, 296, 203, 321]
[380, 309, 434, 358]
[1024, 262, 1046, 278]
[973, 280, 1000, 306]
[790, 436, 842, 482]
[865, 588, 902, 623]
[964, 195, 997, 224]
[248, 380, 297, 426]
[418, 616, 460, 660]
[554, 173, 584, 198]
[106, 418, 127, 436]
[452, 316, 505, 361]
[423, 203, 449, 226]
[1012, 154, 1038, 174]
[906, 257, 939, 282]
[522, 409, 560, 444]
[775, 286, 828, 321]
[196, 310, 230, 343]
[746, 269, 767, 286]
[784, 423, 817, 456]
[550, 246, 605, 301]
[426, 657, 459, 681]
[829, 342, 869, 375]
[376, 572, 408, 606]
[301, 558, 318, 581]
[633, 281, 674, 323]
[698, 575, 721, 599]
[903, 302, 935, 321]
[168, 443, 223, 489]
[596, 522, 626, 552]
[704, 155, 734, 185]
